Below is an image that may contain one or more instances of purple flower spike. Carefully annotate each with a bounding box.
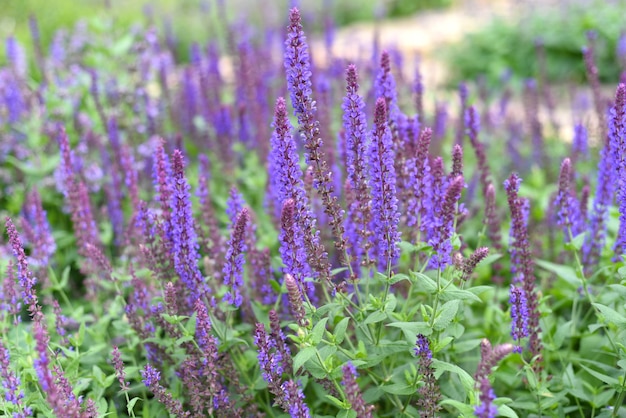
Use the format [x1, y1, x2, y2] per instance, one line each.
[374, 51, 399, 123]
[226, 187, 245, 226]
[414, 334, 441, 416]
[572, 123, 588, 160]
[5, 218, 38, 316]
[254, 322, 284, 392]
[111, 346, 129, 392]
[281, 380, 311, 418]
[369, 98, 400, 271]
[407, 128, 432, 232]
[341, 362, 373, 418]
[222, 208, 250, 307]
[509, 285, 529, 352]
[279, 199, 313, 297]
[0, 341, 29, 417]
[504, 173, 542, 364]
[609, 85, 626, 257]
[429, 176, 464, 269]
[462, 247, 489, 280]
[141, 364, 190, 417]
[284, 8, 346, 270]
[555, 158, 583, 238]
[342, 64, 372, 269]
[20, 189, 56, 269]
[474, 378, 498, 418]
[285, 273, 309, 327]
[170, 150, 206, 304]
[269, 97, 328, 282]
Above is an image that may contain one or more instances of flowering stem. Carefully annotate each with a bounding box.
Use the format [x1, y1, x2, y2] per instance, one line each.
[428, 268, 443, 329]
[566, 226, 619, 354]
[375, 259, 393, 345]
[401, 367, 422, 413]
[613, 370, 626, 417]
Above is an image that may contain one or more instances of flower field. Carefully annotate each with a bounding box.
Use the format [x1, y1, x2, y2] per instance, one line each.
[2, 2, 626, 417]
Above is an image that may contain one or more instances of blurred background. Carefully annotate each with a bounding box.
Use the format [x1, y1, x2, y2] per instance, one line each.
[1, 0, 625, 88]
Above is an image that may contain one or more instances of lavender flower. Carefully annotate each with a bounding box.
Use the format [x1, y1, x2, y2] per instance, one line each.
[254, 323, 285, 398]
[451, 144, 463, 179]
[509, 285, 529, 353]
[474, 378, 497, 418]
[374, 51, 399, 124]
[269, 309, 292, 375]
[0, 341, 30, 417]
[369, 98, 400, 271]
[284, 8, 346, 266]
[285, 273, 309, 327]
[609, 85, 626, 256]
[20, 189, 56, 269]
[279, 199, 314, 298]
[584, 141, 614, 268]
[572, 123, 589, 160]
[342, 64, 372, 268]
[141, 364, 190, 417]
[422, 157, 446, 244]
[5, 218, 38, 316]
[555, 158, 583, 238]
[269, 97, 329, 282]
[342, 363, 373, 418]
[433, 102, 448, 141]
[406, 128, 432, 232]
[170, 149, 206, 304]
[153, 141, 173, 228]
[281, 380, 311, 418]
[474, 339, 514, 383]
[192, 299, 223, 412]
[428, 176, 464, 269]
[484, 183, 503, 252]
[226, 187, 245, 226]
[461, 247, 489, 280]
[504, 173, 542, 362]
[222, 208, 249, 307]
[455, 82, 469, 145]
[111, 346, 129, 392]
[1, 261, 20, 325]
[414, 334, 441, 417]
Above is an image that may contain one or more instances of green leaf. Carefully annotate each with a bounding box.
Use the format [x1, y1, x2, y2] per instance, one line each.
[333, 318, 350, 344]
[433, 300, 460, 331]
[439, 399, 474, 415]
[381, 383, 415, 395]
[293, 347, 318, 372]
[432, 359, 474, 393]
[311, 317, 329, 345]
[479, 253, 503, 266]
[389, 273, 411, 285]
[535, 259, 579, 287]
[579, 364, 620, 385]
[497, 404, 520, 418]
[176, 336, 195, 346]
[325, 395, 346, 409]
[566, 232, 586, 251]
[363, 310, 387, 325]
[440, 288, 482, 303]
[413, 272, 438, 294]
[127, 397, 141, 415]
[386, 321, 432, 336]
[592, 303, 626, 327]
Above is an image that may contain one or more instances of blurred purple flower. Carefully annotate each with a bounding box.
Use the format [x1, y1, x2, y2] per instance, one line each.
[170, 150, 206, 305]
[222, 208, 249, 307]
[369, 98, 400, 271]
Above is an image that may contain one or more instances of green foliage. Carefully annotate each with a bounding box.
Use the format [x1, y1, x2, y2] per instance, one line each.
[442, 1, 626, 85]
